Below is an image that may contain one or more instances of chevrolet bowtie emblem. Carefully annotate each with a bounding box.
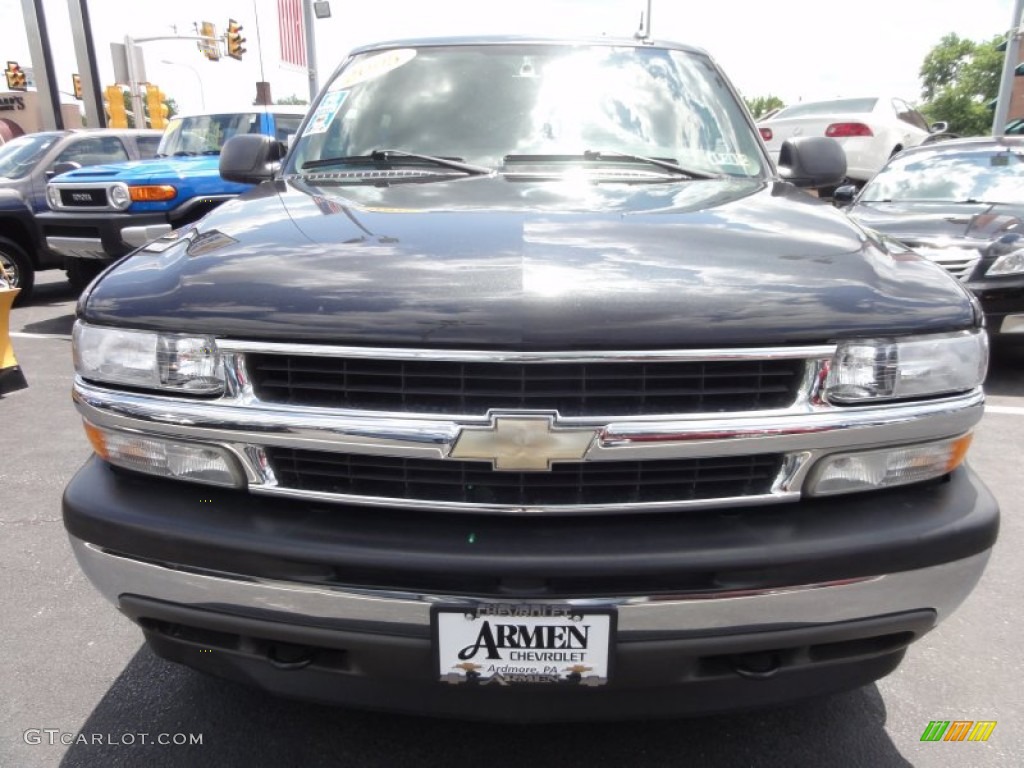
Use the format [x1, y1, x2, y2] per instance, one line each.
[449, 416, 596, 471]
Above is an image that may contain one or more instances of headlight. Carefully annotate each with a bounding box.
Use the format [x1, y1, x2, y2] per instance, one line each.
[987, 248, 1024, 276]
[73, 322, 224, 394]
[825, 330, 987, 404]
[108, 182, 131, 210]
[46, 185, 61, 210]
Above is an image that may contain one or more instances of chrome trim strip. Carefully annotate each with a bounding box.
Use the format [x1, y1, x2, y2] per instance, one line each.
[215, 339, 838, 363]
[247, 483, 802, 515]
[70, 537, 991, 632]
[74, 380, 986, 462]
[46, 236, 107, 260]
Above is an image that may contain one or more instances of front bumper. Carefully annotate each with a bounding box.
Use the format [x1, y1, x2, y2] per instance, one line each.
[64, 458, 998, 719]
[967, 275, 1024, 336]
[36, 211, 171, 262]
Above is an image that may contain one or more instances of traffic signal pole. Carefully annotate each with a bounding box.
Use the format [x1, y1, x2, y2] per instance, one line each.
[20, 0, 63, 129]
[992, 0, 1024, 135]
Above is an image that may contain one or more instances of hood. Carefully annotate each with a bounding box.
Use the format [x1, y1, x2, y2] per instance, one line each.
[81, 175, 976, 348]
[52, 155, 222, 185]
[849, 200, 1024, 245]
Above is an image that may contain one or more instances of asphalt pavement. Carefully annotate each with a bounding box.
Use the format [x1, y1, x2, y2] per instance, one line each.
[1, 273, 1022, 767]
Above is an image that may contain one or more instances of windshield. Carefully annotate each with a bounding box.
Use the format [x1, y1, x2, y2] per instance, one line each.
[860, 146, 1024, 203]
[289, 44, 764, 178]
[0, 133, 60, 179]
[774, 98, 878, 118]
[157, 113, 263, 156]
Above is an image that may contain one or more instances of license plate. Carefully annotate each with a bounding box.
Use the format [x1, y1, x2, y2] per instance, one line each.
[434, 605, 613, 686]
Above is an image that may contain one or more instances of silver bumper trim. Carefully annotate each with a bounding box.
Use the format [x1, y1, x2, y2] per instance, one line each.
[1000, 314, 1024, 334]
[69, 536, 991, 634]
[121, 224, 172, 248]
[46, 236, 107, 260]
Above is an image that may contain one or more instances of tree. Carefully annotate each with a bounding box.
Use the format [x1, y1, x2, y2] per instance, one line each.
[117, 88, 177, 128]
[919, 33, 1004, 136]
[276, 94, 308, 105]
[744, 95, 785, 120]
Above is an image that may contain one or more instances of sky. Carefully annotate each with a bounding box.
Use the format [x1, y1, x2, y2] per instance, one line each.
[0, 0, 1019, 116]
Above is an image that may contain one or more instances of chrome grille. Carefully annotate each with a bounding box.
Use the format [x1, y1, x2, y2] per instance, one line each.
[266, 448, 783, 507]
[912, 246, 981, 280]
[246, 355, 805, 416]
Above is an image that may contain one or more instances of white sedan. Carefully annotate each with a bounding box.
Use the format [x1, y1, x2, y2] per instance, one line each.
[757, 97, 942, 183]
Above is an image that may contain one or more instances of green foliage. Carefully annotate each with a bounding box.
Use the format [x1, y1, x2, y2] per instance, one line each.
[919, 33, 1005, 136]
[116, 88, 177, 128]
[275, 94, 308, 105]
[744, 95, 785, 119]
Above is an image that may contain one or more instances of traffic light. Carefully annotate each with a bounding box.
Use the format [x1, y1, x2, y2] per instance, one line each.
[146, 84, 168, 129]
[72, 73, 83, 100]
[5, 61, 27, 91]
[199, 21, 220, 61]
[105, 85, 128, 128]
[226, 19, 246, 60]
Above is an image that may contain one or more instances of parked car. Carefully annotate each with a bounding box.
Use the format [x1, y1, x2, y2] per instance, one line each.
[63, 36, 996, 721]
[37, 107, 306, 290]
[0, 129, 161, 301]
[758, 97, 945, 184]
[837, 136, 1024, 342]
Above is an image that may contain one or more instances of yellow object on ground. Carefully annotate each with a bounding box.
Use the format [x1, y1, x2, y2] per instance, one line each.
[0, 287, 28, 394]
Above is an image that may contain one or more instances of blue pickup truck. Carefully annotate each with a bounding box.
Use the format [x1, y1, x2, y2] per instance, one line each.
[38, 107, 305, 289]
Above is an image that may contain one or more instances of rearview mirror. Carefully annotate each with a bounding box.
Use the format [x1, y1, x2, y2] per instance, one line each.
[219, 134, 284, 185]
[777, 137, 847, 189]
[832, 184, 858, 207]
[929, 121, 949, 134]
[47, 161, 82, 179]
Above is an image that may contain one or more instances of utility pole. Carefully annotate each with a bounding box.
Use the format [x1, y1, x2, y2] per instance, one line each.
[303, 0, 318, 101]
[67, 0, 105, 128]
[124, 35, 146, 128]
[20, 0, 63, 129]
[993, 0, 1024, 135]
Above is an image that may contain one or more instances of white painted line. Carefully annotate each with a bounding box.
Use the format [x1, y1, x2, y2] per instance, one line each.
[9, 332, 72, 341]
[985, 405, 1024, 416]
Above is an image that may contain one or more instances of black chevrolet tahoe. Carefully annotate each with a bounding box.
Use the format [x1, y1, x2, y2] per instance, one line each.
[63, 37, 999, 721]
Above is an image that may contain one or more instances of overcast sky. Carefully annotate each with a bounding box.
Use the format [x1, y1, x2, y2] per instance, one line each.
[1, 0, 1018, 115]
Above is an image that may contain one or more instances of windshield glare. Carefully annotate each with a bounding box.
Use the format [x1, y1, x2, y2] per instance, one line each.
[861, 148, 1024, 203]
[289, 45, 764, 178]
[0, 133, 60, 179]
[157, 113, 263, 156]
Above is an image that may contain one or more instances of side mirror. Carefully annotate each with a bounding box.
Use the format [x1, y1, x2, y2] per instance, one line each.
[46, 161, 82, 179]
[832, 184, 858, 207]
[777, 137, 847, 189]
[219, 134, 283, 184]
[929, 121, 949, 134]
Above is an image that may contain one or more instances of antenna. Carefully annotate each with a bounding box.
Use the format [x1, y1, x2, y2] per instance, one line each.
[634, 1, 653, 41]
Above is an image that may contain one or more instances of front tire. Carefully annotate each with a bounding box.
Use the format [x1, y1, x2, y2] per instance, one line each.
[67, 259, 105, 294]
[0, 237, 34, 305]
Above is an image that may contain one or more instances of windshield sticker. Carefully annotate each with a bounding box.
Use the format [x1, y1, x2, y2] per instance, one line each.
[302, 90, 348, 136]
[331, 49, 416, 90]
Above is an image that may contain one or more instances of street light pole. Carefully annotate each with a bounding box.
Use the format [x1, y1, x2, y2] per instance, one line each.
[161, 59, 205, 111]
[992, 0, 1024, 135]
[303, 0, 319, 102]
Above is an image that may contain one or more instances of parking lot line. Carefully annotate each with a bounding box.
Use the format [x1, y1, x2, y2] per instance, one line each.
[985, 405, 1024, 417]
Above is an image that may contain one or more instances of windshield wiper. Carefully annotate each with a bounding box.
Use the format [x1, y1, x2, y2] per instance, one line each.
[301, 149, 492, 175]
[503, 151, 726, 179]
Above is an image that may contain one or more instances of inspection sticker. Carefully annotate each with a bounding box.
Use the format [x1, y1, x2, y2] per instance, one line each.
[302, 90, 348, 136]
